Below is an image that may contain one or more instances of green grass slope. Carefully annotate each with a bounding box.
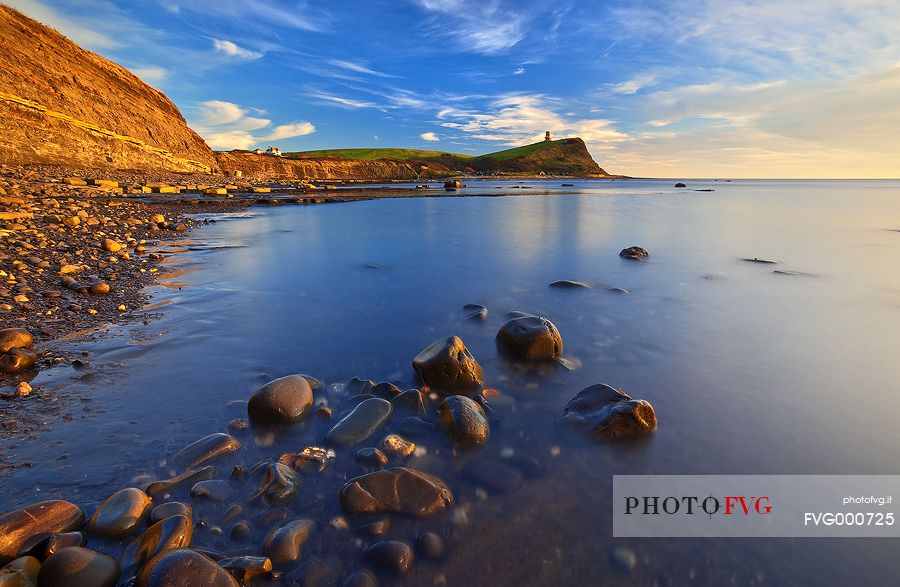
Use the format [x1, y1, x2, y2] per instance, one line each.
[285, 148, 472, 160]
[478, 139, 566, 161]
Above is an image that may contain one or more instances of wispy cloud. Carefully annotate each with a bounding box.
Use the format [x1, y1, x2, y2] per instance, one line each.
[328, 59, 396, 78]
[189, 100, 315, 149]
[609, 74, 658, 95]
[131, 66, 169, 84]
[309, 92, 380, 110]
[420, 132, 439, 141]
[212, 39, 263, 60]
[411, 0, 527, 54]
[160, 0, 328, 32]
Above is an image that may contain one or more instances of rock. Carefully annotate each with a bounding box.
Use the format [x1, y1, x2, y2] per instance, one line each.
[609, 287, 630, 295]
[549, 280, 591, 289]
[102, 239, 122, 253]
[363, 540, 413, 573]
[120, 514, 193, 576]
[438, 395, 489, 446]
[339, 570, 377, 587]
[0, 329, 32, 353]
[89, 282, 110, 295]
[279, 446, 333, 473]
[37, 547, 119, 587]
[610, 546, 637, 573]
[190, 480, 231, 502]
[149, 214, 165, 224]
[0, 501, 85, 565]
[172, 433, 241, 471]
[0, 348, 37, 373]
[355, 447, 388, 467]
[15, 382, 31, 398]
[391, 390, 425, 416]
[674, 182, 687, 188]
[262, 519, 315, 564]
[247, 462, 299, 506]
[381, 434, 415, 458]
[619, 246, 649, 260]
[17, 531, 85, 560]
[63, 178, 87, 186]
[136, 549, 238, 587]
[496, 316, 562, 361]
[149, 503, 191, 525]
[282, 556, 339, 587]
[247, 375, 314, 425]
[400, 416, 436, 438]
[146, 466, 217, 501]
[501, 455, 546, 479]
[324, 398, 393, 447]
[219, 556, 271, 584]
[462, 304, 487, 320]
[86, 488, 152, 539]
[355, 518, 390, 537]
[742, 257, 778, 264]
[416, 532, 445, 559]
[371, 382, 402, 399]
[560, 384, 657, 439]
[462, 460, 523, 494]
[412, 336, 484, 393]
[0, 556, 40, 585]
[340, 467, 453, 517]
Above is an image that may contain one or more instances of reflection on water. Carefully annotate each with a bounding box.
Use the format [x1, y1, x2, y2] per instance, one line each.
[3, 179, 900, 585]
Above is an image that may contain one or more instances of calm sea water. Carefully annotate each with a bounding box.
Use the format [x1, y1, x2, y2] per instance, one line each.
[3, 179, 900, 585]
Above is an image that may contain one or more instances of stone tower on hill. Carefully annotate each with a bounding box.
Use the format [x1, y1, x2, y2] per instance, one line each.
[545, 131, 551, 141]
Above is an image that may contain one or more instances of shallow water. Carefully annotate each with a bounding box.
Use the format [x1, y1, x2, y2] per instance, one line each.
[4, 179, 900, 585]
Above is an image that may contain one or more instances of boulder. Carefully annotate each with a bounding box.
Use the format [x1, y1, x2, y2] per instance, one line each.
[119, 514, 193, 577]
[136, 549, 238, 587]
[0, 501, 85, 565]
[247, 375, 314, 424]
[323, 398, 392, 448]
[619, 246, 649, 260]
[496, 316, 562, 360]
[560, 384, 657, 439]
[412, 336, 484, 393]
[86, 488, 152, 539]
[0, 556, 40, 585]
[340, 468, 453, 517]
[438, 395, 489, 446]
[37, 547, 120, 587]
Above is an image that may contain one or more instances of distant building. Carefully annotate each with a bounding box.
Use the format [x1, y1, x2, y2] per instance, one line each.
[265, 146, 282, 156]
[252, 148, 264, 155]
[545, 130, 551, 141]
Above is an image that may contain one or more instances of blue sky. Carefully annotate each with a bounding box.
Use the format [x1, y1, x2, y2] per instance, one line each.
[7, 0, 900, 177]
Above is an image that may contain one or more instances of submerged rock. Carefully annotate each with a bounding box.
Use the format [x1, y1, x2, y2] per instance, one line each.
[120, 514, 193, 575]
[561, 384, 657, 439]
[86, 488, 152, 539]
[247, 462, 299, 506]
[146, 467, 217, 501]
[619, 246, 649, 260]
[0, 500, 85, 565]
[462, 304, 488, 321]
[262, 518, 315, 564]
[463, 460, 524, 494]
[363, 540, 413, 573]
[340, 467, 453, 517]
[247, 375, 314, 424]
[37, 547, 120, 587]
[412, 336, 484, 393]
[324, 398, 393, 448]
[149, 503, 191, 525]
[136, 549, 238, 587]
[172, 433, 241, 470]
[416, 532, 445, 560]
[496, 316, 562, 360]
[219, 556, 272, 584]
[549, 280, 591, 289]
[438, 395, 489, 446]
[339, 569, 377, 587]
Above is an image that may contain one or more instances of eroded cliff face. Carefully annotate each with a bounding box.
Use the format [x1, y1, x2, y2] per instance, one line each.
[0, 6, 217, 173]
[215, 151, 453, 181]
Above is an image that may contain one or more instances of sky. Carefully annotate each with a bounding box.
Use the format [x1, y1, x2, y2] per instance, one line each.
[6, 0, 900, 178]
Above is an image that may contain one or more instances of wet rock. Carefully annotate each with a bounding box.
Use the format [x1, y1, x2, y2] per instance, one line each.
[149, 503, 191, 525]
[0, 329, 32, 353]
[86, 488, 152, 539]
[146, 467, 217, 501]
[416, 532, 445, 560]
[501, 455, 546, 479]
[136, 549, 238, 587]
[340, 467, 453, 517]
[609, 287, 630, 295]
[219, 556, 271, 584]
[561, 384, 657, 439]
[505, 311, 533, 319]
[674, 182, 687, 188]
[371, 382, 402, 399]
[226, 419, 249, 435]
[0, 556, 40, 585]
[37, 547, 119, 587]
[262, 519, 315, 565]
[229, 521, 252, 543]
[0, 348, 37, 374]
[324, 398, 393, 448]
[742, 257, 778, 264]
[610, 547, 637, 573]
[355, 518, 390, 537]
[400, 416, 436, 439]
[412, 336, 484, 393]
[355, 448, 388, 467]
[247, 375, 314, 425]
[283, 556, 339, 587]
[549, 280, 591, 289]
[339, 570, 377, 587]
[363, 540, 413, 573]
[496, 316, 562, 361]
[619, 246, 649, 260]
[279, 446, 333, 473]
[0, 501, 85, 565]
[347, 377, 375, 395]
[123, 514, 193, 574]
[462, 304, 488, 320]
[247, 462, 299, 506]
[463, 460, 524, 494]
[18, 531, 85, 560]
[172, 433, 241, 471]
[438, 395, 489, 446]
[381, 434, 415, 458]
[391, 390, 425, 416]
[190, 480, 231, 502]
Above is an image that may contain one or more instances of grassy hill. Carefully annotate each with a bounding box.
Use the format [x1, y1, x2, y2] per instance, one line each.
[286, 148, 473, 160]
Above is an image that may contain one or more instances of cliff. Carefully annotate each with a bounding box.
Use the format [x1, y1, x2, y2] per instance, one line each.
[215, 151, 452, 181]
[464, 138, 608, 176]
[0, 5, 217, 173]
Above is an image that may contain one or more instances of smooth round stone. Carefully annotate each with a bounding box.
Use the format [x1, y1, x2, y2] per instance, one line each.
[561, 384, 657, 439]
[229, 521, 252, 543]
[549, 280, 591, 289]
[370, 382, 402, 399]
[0, 329, 33, 353]
[262, 519, 315, 565]
[619, 246, 650, 260]
[354, 448, 388, 467]
[136, 549, 238, 587]
[282, 556, 339, 586]
[416, 532, 445, 559]
[146, 467, 217, 501]
[462, 460, 524, 494]
[340, 468, 453, 517]
[363, 540, 413, 573]
[0, 348, 37, 374]
[495, 316, 563, 360]
[121, 514, 193, 575]
[18, 531, 85, 560]
[190, 480, 231, 502]
[339, 570, 377, 587]
[219, 556, 272, 584]
[462, 304, 488, 320]
[0, 501, 85, 565]
[438, 395, 489, 446]
[149, 503, 192, 525]
[323, 398, 393, 448]
[247, 375, 314, 424]
[87, 488, 152, 539]
[400, 416, 436, 439]
[411, 336, 484, 393]
[381, 435, 415, 458]
[37, 547, 120, 587]
[0, 556, 40, 586]
[172, 433, 241, 470]
[391, 390, 425, 416]
[247, 462, 299, 506]
[355, 517, 390, 537]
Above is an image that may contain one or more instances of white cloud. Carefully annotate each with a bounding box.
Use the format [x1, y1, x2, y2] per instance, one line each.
[420, 132, 439, 141]
[190, 100, 315, 150]
[160, 0, 326, 32]
[328, 59, 396, 78]
[412, 0, 527, 54]
[513, 67, 525, 75]
[266, 122, 316, 140]
[132, 66, 169, 84]
[212, 39, 263, 60]
[310, 92, 379, 109]
[610, 74, 658, 95]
